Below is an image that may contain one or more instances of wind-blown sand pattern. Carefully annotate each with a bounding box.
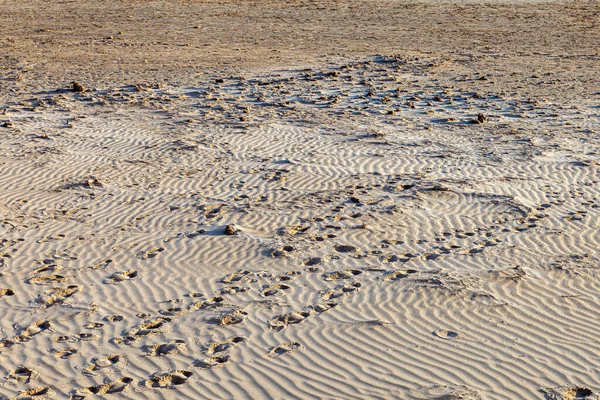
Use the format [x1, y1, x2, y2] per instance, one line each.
[0, 0, 599, 399]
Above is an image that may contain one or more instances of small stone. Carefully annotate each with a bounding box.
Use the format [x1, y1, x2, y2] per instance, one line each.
[85, 178, 100, 187]
[72, 81, 86, 92]
[476, 113, 488, 124]
[224, 225, 238, 235]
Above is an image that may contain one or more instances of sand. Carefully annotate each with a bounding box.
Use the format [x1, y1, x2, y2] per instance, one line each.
[0, 1, 599, 399]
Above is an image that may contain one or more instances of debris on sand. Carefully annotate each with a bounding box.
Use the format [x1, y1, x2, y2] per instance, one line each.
[72, 81, 86, 92]
[475, 113, 488, 124]
[224, 224, 239, 235]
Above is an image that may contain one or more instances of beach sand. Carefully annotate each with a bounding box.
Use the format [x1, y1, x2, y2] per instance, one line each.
[0, 1, 599, 399]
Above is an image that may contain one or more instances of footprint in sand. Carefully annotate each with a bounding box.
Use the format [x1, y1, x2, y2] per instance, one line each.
[38, 285, 80, 308]
[159, 306, 189, 317]
[136, 247, 164, 260]
[218, 309, 248, 325]
[273, 271, 301, 283]
[6, 366, 39, 384]
[334, 245, 357, 253]
[127, 317, 172, 337]
[37, 234, 65, 243]
[321, 281, 361, 300]
[27, 275, 68, 285]
[46, 249, 78, 261]
[143, 370, 193, 388]
[87, 259, 112, 270]
[383, 269, 418, 282]
[261, 284, 290, 297]
[71, 377, 133, 399]
[74, 333, 101, 342]
[217, 286, 251, 295]
[433, 329, 460, 339]
[205, 336, 245, 354]
[199, 203, 229, 219]
[268, 311, 310, 331]
[307, 302, 338, 314]
[190, 296, 229, 311]
[270, 245, 296, 257]
[33, 264, 63, 275]
[541, 385, 596, 400]
[322, 269, 362, 281]
[53, 335, 70, 343]
[112, 336, 136, 346]
[50, 347, 78, 359]
[278, 225, 310, 236]
[303, 257, 323, 267]
[83, 322, 104, 330]
[377, 253, 404, 263]
[267, 342, 304, 358]
[16, 320, 52, 342]
[305, 266, 323, 273]
[52, 336, 71, 343]
[103, 315, 124, 322]
[1, 339, 17, 352]
[54, 333, 100, 343]
[81, 354, 121, 376]
[11, 386, 56, 400]
[195, 356, 229, 369]
[221, 270, 254, 284]
[104, 269, 138, 284]
[145, 339, 187, 356]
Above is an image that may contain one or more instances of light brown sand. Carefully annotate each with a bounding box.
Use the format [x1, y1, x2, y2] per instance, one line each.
[0, 1, 599, 399]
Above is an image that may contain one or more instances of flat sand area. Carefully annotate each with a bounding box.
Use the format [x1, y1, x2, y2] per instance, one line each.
[0, 1, 599, 399]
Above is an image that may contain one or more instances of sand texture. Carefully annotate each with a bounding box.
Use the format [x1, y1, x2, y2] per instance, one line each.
[0, 1, 599, 399]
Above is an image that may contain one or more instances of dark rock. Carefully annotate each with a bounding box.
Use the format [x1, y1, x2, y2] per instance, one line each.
[72, 81, 86, 92]
[224, 224, 238, 235]
[476, 113, 488, 124]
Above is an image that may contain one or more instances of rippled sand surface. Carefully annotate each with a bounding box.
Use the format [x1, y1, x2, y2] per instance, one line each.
[0, 1, 599, 399]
